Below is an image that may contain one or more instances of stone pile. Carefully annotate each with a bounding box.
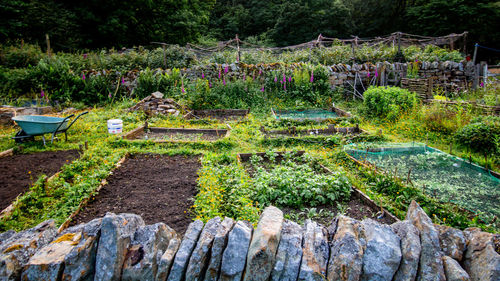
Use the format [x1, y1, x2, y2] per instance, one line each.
[129, 92, 182, 116]
[1, 202, 499, 281]
[0, 106, 53, 125]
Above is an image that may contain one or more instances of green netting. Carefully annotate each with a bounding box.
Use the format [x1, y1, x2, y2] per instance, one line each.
[345, 142, 500, 222]
[274, 109, 339, 120]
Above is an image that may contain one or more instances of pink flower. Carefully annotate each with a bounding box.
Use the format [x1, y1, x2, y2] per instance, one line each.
[209, 82, 212, 88]
[223, 77, 226, 86]
[41, 90, 45, 98]
[260, 86, 265, 92]
[201, 72, 205, 79]
[367, 71, 370, 78]
[83, 53, 87, 59]
[82, 73, 86, 80]
[258, 69, 262, 76]
[480, 81, 484, 87]
[121, 77, 125, 84]
[108, 93, 112, 98]
[218, 68, 221, 79]
[282, 73, 286, 83]
[274, 76, 277, 83]
[288, 76, 292, 83]
[224, 65, 229, 74]
[310, 69, 314, 83]
[375, 69, 378, 78]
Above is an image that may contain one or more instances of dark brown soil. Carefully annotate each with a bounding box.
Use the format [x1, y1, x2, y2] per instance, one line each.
[0, 150, 80, 210]
[71, 154, 200, 234]
[282, 195, 396, 226]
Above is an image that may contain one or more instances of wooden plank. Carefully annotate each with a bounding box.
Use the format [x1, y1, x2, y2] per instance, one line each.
[0, 148, 14, 159]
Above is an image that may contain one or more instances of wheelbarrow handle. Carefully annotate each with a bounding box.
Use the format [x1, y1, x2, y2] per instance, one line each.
[54, 114, 75, 133]
[66, 111, 89, 130]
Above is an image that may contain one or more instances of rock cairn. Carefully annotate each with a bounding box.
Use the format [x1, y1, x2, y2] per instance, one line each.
[1, 202, 499, 281]
[129, 92, 182, 116]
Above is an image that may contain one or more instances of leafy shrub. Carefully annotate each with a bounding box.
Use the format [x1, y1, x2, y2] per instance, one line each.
[0, 44, 44, 68]
[420, 103, 472, 135]
[363, 86, 418, 120]
[455, 116, 500, 164]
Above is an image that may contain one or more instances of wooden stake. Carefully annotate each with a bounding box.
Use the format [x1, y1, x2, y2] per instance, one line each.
[45, 34, 51, 57]
[85, 141, 88, 150]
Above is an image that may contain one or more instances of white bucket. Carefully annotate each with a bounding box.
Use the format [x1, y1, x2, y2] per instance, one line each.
[107, 119, 123, 134]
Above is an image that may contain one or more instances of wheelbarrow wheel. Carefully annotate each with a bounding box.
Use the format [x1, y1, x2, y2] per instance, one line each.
[14, 130, 34, 143]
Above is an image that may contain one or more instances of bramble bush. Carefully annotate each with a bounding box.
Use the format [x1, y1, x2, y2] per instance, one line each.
[363, 86, 418, 121]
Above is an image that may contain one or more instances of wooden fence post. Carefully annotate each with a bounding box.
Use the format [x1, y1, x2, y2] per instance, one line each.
[45, 34, 51, 57]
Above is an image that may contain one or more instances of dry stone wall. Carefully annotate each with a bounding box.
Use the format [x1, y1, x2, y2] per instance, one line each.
[1, 202, 499, 281]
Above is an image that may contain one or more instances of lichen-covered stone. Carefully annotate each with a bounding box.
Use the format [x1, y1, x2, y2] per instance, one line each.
[244, 206, 283, 281]
[204, 217, 234, 281]
[298, 220, 329, 281]
[185, 217, 221, 281]
[391, 220, 421, 281]
[61, 218, 102, 281]
[122, 223, 177, 281]
[0, 220, 57, 280]
[406, 201, 446, 281]
[463, 227, 500, 281]
[219, 221, 253, 281]
[94, 213, 145, 281]
[156, 235, 181, 281]
[442, 256, 470, 281]
[167, 220, 204, 281]
[271, 220, 303, 281]
[436, 225, 466, 261]
[327, 216, 364, 281]
[361, 219, 401, 281]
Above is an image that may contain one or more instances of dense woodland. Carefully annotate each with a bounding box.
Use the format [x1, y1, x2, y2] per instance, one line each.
[1, 0, 499, 54]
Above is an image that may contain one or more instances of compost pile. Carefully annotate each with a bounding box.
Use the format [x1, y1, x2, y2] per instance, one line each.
[129, 92, 182, 116]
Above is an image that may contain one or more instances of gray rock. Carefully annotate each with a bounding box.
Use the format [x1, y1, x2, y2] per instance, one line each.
[435, 225, 466, 261]
[361, 219, 401, 281]
[0, 220, 57, 280]
[94, 213, 145, 281]
[463, 227, 500, 281]
[61, 218, 102, 281]
[392, 220, 421, 281]
[185, 217, 222, 281]
[204, 217, 235, 281]
[167, 220, 204, 281]
[122, 223, 177, 281]
[244, 206, 284, 281]
[219, 221, 253, 281]
[156, 235, 181, 281]
[442, 256, 470, 281]
[0, 230, 16, 246]
[271, 220, 303, 281]
[298, 220, 329, 281]
[152, 91, 164, 99]
[327, 216, 364, 281]
[405, 201, 446, 281]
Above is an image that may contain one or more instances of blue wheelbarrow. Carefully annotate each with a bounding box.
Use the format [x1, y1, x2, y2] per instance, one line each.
[12, 112, 88, 145]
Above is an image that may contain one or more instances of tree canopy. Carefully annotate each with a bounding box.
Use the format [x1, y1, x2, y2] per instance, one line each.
[0, 0, 498, 55]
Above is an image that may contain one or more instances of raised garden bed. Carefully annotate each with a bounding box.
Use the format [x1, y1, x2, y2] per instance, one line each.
[69, 154, 200, 234]
[237, 151, 397, 225]
[261, 124, 363, 138]
[272, 107, 351, 121]
[123, 125, 229, 142]
[184, 109, 250, 120]
[0, 150, 79, 213]
[346, 143, 500, 223]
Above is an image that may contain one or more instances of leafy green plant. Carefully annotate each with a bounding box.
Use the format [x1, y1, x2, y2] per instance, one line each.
[363, 86, 418, 121]
[455, 116, 500, 166]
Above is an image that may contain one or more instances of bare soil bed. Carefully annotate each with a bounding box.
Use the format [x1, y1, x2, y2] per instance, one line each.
[185, 109, 249, 120]
[71, 154, 200, 234]
[0, 150, 79, 210]
[125, 126, 228, 142]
